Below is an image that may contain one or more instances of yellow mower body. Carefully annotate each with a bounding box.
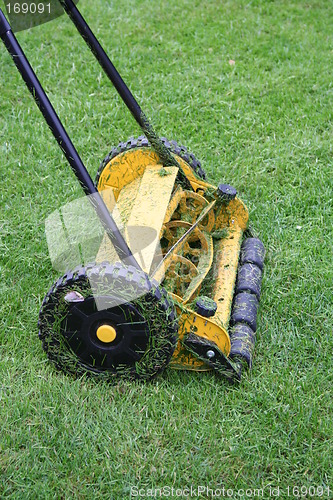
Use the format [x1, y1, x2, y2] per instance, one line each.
[96, 147, 249, 372]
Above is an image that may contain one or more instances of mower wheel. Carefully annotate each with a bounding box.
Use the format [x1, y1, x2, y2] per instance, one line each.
[96, 135, 206, 186]
[38, 262, 178, 382]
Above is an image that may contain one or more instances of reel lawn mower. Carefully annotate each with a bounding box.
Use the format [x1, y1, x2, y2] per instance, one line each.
[0, 0, 265, 382]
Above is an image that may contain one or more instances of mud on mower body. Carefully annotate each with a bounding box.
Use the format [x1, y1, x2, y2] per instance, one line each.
[0, 2, 264, 382]
[93, 138, 265, 381]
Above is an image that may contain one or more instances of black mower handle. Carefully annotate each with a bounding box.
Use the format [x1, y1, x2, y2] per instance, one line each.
[0, 8, 11, 37]
[0, 8, 141, 271]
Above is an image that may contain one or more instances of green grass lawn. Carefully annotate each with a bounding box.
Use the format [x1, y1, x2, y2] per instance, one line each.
[0, 0, 332, 498]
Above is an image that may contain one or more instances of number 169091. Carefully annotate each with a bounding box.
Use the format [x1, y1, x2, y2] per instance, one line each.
[6, 3, 51, 15]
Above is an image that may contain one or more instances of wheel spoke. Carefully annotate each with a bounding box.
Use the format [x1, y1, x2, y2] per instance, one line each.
[189, 248, 201, 257]
[183, 243, 201, 258]
[103, 352, 117, 369]
[102, 309, 127, 323]
[118, 321, 147, 335]
[179, 197, 187, 213]
[193, 204, 204, 216]
[163, 227, 174, 243]
[77, 342, 94, 360]
[183, 242, 191, 254]
[125, 347, 143, 361]
[71, 305, 89, 320]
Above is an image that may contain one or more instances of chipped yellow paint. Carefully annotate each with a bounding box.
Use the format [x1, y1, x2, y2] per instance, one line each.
[163, 185, 184, 226]
[97, 165, 177, 273]
[97, 149, 149, 195]
[96, 147, 250, 371]
[209, 196, 248, 330]
[96, 177, 141, 264]
[124, 165, 178, 273]
[212, 224, 243, 330]
[214, 197, 249, 231]
[170, 302, 231, 370]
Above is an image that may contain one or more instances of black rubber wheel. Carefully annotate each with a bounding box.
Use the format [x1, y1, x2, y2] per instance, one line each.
[95, 135, 206, 187]
[38, 262, 177, 382]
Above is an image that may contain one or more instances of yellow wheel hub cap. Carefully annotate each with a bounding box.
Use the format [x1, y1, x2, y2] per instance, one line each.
[96, 325, 117, 343]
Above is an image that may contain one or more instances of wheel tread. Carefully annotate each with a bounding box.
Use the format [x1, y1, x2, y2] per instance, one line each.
[95, 135, 206, 186]
[38, 262, 178, 381]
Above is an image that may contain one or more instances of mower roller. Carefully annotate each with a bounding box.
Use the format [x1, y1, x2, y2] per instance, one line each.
[0, 1, 265, 382]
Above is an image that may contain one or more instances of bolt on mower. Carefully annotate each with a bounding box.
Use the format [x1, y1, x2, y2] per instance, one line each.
[0, 0, 265, 383]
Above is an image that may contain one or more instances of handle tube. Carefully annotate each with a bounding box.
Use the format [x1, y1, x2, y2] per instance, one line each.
[0, 9, 141, 270]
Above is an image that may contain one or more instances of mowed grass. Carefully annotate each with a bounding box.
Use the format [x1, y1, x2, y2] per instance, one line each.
[0, 0, 332, 498]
